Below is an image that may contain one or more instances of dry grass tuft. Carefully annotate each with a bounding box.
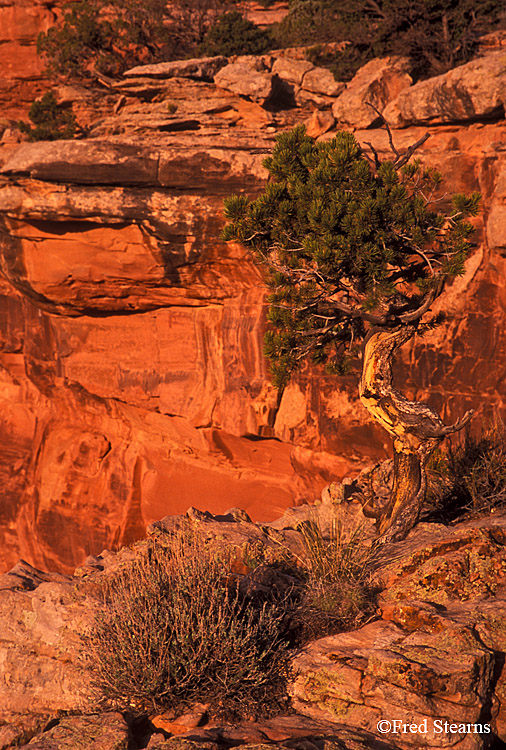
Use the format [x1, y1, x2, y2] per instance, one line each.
[291, 518, 379, 641]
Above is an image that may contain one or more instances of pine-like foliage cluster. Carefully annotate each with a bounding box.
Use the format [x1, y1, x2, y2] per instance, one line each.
[18, 92, 78, 141]
[223, 127, 479, 388]
[199, 11, 274, 57]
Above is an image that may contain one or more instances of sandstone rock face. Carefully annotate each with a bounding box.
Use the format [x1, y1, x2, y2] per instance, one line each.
[0, 124, 358, 573]
[1, 118, 506, 573]
[332, 57, 412, 129]
[0, 0, 57, 119]
[2, 32, 506, 574]
[384, 51, 506, 127]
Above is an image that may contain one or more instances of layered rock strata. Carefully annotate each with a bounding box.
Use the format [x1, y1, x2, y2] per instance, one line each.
[1, 36, 506, 572]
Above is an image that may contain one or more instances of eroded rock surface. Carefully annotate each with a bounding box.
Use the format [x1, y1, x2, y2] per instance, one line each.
[384, 51, 506, 127]
[332, 56, 412, 129]
[1, 23, 506, 573]
[2, 501, 506, 749]
[290, 513, 506, 749]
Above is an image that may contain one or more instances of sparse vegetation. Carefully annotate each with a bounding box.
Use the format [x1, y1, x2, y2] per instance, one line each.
[293, 519, 378, 640]
[199, 11, 274, 57]
[18, 92, 78, 141]
[272, 0, 506, 82]
[83, 528, 291, 716]
[426, 423, 506, 522]
[37, 0, 228, 79]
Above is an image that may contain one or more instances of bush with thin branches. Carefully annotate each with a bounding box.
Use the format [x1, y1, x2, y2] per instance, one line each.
[83, 528, 290, 716]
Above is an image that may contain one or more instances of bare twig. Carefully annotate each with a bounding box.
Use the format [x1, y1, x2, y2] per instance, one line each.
[364, 102, 431, 168]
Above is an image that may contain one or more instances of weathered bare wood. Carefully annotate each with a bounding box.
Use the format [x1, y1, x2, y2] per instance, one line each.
[359, 325, 473, 540]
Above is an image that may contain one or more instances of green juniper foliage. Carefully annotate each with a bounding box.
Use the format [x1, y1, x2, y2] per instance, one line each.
[200, 10, 274, 57]
[37, 0, 118, 78]
[18, 92, 78, 141]
[223, 126, 480, 389]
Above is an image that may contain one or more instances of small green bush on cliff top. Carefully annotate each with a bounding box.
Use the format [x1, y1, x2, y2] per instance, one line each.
[199, 11, 274, 57]
[18, 92, 78, 141]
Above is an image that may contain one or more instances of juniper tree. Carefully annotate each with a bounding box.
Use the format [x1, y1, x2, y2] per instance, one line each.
[222, 126, 480, 541]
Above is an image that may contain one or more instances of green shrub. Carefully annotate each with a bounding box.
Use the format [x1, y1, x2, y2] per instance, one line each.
[83, 528, 290, 716]
[426, 424, 506, 522]
[18, 92, 78, 141]
[37, 1, 119, 78]
[200, 11, 274, 57]
[273, 0, 506, 82]
[37, 0, 226, 80]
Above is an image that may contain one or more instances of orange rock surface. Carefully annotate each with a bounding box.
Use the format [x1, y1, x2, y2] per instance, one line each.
[1, 9, 506, 574]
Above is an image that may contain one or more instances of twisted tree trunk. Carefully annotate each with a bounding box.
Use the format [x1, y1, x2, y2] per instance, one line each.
[359, 325, 473, 542]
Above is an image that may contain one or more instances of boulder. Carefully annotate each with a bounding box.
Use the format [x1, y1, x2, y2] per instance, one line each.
[0, 576, 92, 720]
[18, 713, 130, 750]
[291, 619, 493, 749]
[302, 66, 345, 97]
[332, 56, 412, 129]
[384, 51, 506, 127]
[272, 57, 314, 85]
[214, 62, 276, 105]
[123, 56, 227, 81]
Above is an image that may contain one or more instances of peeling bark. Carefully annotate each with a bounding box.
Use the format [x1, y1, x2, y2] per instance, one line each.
[359, 325, 473, 541]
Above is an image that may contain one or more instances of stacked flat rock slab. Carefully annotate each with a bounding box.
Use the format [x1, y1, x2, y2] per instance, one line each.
[124, 56, 228, 81]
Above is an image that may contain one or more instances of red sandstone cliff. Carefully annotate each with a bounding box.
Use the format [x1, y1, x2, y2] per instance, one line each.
[0, 3, 505, 573]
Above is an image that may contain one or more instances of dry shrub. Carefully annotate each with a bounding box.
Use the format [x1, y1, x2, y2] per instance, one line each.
[83, 528, 290, 716]
[426, 423, 506, 522]
[292, 519, 378, 641]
